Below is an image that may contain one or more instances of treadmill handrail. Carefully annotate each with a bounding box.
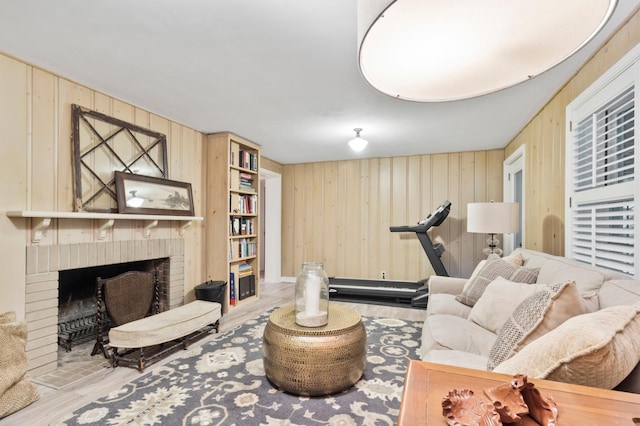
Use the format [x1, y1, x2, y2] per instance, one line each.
[390, 224, 427, 233]
[390, 200, 451, 232]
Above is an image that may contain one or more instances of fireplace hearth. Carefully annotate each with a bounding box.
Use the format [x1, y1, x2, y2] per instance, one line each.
[57, 260, 162, 352]
[24, 238, 186, 377]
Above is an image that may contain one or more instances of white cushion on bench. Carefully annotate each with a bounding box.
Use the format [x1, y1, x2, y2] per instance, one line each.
[109, 300, 221, 348]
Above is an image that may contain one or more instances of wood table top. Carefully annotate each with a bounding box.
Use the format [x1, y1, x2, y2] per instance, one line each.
[398, 360, 640, 425]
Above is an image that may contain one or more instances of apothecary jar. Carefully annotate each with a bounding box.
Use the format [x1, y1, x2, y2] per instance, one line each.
[295, 262, 329, 327]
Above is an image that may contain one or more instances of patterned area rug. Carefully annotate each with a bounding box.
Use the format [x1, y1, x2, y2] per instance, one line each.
[52, 310, 423, 426]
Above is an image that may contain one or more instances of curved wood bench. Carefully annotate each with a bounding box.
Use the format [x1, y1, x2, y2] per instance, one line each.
[108, 300, 221, 372]
[90, 269, 221, 372]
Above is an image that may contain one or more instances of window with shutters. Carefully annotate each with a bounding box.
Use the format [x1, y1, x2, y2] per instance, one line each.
[566, 44, 639, 277]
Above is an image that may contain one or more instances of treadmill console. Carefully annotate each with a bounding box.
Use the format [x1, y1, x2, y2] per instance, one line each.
[418, 200, 451, 228]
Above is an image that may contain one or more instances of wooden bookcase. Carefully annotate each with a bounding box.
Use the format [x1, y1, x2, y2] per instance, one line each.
[205, 132, 260, 312]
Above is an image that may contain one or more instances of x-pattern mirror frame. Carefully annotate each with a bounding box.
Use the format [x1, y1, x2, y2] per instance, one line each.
[72, 104, 168, 212]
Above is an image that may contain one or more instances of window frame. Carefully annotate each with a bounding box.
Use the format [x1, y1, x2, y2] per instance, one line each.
[565, 43, 640, 277]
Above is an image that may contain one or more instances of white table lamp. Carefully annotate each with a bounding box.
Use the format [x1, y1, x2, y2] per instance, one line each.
[467, 202, 519, 256]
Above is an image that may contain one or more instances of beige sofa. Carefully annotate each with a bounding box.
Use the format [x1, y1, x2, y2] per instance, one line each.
[421, 248, 640, 393]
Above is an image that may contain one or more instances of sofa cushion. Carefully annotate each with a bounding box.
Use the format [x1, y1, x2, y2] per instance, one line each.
[427, 293, 472, 319]
[425, 314, 497, 356]
[598, 279, 640, 309]
[455, 256, 540, 307]
[468, 278, 545, 334]
[487, 281, 588, 370]
[536, 259, 605, 294]
[494, 303, 640, 389]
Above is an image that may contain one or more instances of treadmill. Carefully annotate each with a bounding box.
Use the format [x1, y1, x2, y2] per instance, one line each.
[329, 200, 451, 309]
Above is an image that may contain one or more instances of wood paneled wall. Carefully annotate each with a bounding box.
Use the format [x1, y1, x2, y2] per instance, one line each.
[0, 52, 206, 316]
[505, 7, 640, 256]
[281, 150, 505, 280]
[261, 156, 284, 175]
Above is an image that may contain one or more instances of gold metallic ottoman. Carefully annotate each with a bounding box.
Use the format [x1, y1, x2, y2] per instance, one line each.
[262, 304, 367, 396]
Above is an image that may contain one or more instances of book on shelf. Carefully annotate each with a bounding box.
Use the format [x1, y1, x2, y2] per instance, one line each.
[229, 272, 236, 306]
[230, 217, 254, 236]
[230, 217, 241, 236]
[237, 194, 258, 214]
[239, 150, 258, 171]
[237, 239, 257, 258]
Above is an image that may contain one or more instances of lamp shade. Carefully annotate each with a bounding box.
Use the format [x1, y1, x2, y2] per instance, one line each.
[467, 202, 519, 234]
[357, 0, 616, 101]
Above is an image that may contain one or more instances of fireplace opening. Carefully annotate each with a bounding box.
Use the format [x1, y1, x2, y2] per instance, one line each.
[57, 258, 166, 352]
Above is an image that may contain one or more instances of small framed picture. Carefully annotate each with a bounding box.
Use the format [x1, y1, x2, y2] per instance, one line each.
[115, 171, 195, 216]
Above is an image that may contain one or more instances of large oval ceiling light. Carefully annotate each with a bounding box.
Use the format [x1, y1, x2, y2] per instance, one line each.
[357, 0, 617, 102]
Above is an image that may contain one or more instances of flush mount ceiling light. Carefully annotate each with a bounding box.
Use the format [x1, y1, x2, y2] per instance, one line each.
[357, 0, 617, 102]
[348, 128, 368, 152]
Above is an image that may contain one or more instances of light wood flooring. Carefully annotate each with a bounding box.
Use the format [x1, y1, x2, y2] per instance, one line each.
[2, 281, 426, 425]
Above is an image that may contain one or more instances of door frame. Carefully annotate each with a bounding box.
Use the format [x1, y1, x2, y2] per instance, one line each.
[503, 145, 525, 255]
[260, 168, 282, 283]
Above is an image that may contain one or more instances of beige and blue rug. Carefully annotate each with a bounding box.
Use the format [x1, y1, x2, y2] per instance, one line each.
[52, 310, 422, 426]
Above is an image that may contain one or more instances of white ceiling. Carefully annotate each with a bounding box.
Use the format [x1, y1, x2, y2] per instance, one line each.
[0, 1, 638, 164]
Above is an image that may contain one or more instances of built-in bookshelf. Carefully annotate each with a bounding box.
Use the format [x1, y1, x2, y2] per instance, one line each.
[205, 132, 260, 311]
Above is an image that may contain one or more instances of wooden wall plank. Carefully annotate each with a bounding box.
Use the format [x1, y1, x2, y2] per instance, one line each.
[322, 161, 337, 275]
[344, 160, 361, 278]
[459, 152, 476, 278]
[431, 154, 450, 274]
[367, 159, 380, 279]
[390, 156, 408, 280]
[281, 165, 295, 275]
[378, 158, 392, 278]
[0, 54, 29, 316]
[406, 156, 422, 280]
[419, 155, 432, 279]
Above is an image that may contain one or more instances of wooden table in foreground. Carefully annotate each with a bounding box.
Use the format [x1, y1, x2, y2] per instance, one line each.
[398, 361, 640, 425]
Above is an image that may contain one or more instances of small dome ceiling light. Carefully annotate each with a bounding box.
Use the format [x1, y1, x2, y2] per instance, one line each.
[348, 128, 368, 152]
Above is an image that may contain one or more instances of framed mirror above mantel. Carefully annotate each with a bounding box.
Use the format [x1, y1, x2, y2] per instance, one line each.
[6, 211, 203, 243]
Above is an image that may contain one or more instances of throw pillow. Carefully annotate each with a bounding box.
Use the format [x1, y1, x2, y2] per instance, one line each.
[468, 277, 545, 334]
[581, 291, 600, 313]
[487, 281, 588, 371]
[459, 259, 488, 295]
[455, 255, 539, 307]
[502, 251, 524, 267]
[494, 303, 640, 390]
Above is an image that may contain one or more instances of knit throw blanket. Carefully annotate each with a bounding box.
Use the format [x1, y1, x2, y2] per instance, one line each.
[0, 311, 39, 419]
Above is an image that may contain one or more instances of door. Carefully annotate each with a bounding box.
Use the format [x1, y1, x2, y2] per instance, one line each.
[503, 146, 525, 255]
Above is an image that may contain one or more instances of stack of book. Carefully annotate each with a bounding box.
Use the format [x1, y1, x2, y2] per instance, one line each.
[238, 262, 253, 278]
[239, 172, 254, 191]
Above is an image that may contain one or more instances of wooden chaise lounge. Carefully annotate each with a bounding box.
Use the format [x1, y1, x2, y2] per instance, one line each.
[91, 269, 221, 372]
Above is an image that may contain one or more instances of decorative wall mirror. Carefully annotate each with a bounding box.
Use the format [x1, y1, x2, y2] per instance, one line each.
[72, 104, 168, 212]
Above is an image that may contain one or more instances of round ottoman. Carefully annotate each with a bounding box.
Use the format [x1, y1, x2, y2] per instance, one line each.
[262, 304, 367, 396]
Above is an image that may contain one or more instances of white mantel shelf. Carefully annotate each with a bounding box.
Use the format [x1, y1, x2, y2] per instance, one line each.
[6, 211, 203, 243]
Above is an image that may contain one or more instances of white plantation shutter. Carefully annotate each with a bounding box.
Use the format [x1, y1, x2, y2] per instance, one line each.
[573, 86, 635, 192]
[571, 198, 634, 275]
[567, 47, 639, 277]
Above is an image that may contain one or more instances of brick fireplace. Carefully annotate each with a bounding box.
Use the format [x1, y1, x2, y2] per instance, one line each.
[24, 238, 186, 377]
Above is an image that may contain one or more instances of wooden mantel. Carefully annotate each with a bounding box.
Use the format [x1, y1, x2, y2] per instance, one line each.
[6, 211, 203, 243]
